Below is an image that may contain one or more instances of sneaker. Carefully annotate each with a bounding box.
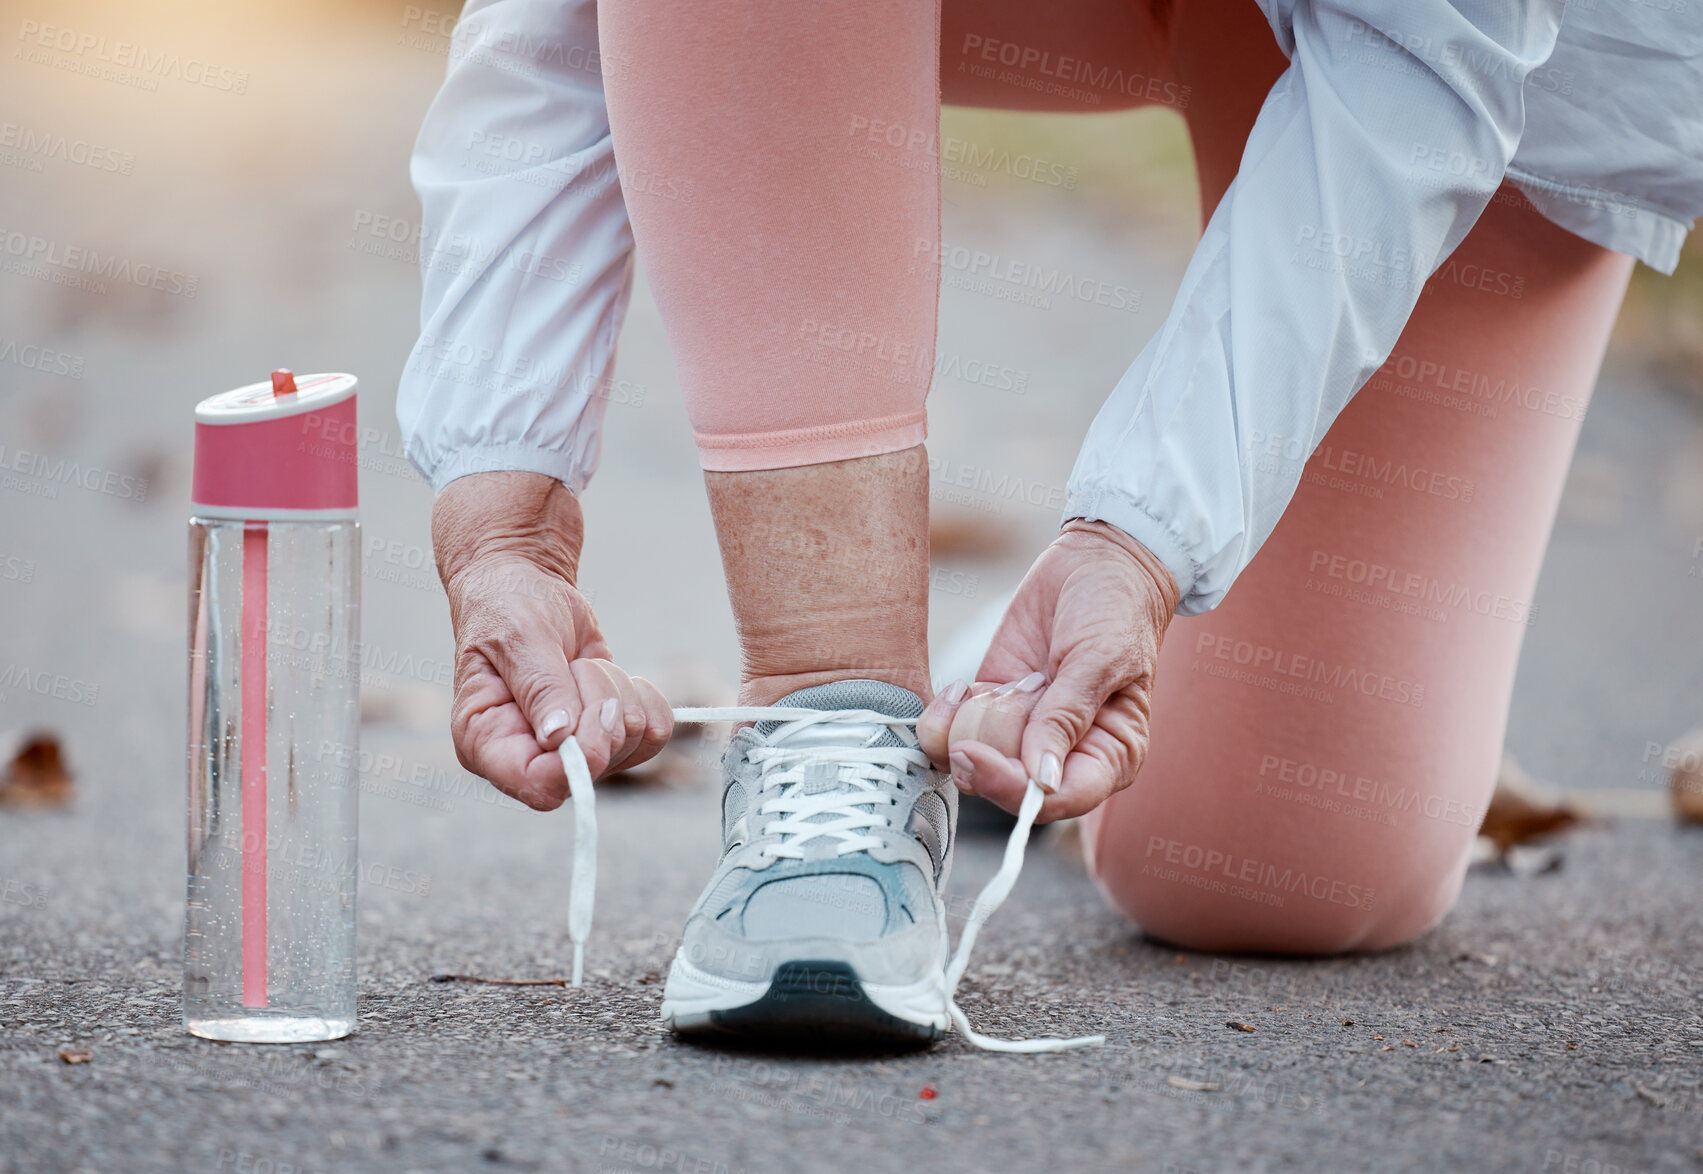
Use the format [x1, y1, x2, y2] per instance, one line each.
[660, 680, 955, 1044]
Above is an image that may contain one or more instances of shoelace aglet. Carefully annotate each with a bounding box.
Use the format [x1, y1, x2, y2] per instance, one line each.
[557, 737, 598, 989]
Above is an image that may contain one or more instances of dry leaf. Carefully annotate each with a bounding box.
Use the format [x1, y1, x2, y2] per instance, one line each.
[1478, 752, 1585, 859]
[1166, 1076, 1220, 1092]
[1666, 728, 1703, 824]
[358, 683, 448, 734]
[1226, 1021, 1256, 1032]
[1342, 1020, 1355, 1027]
[929, 513, 1016, 559]
[58, 1047, 92, 1064]
[0, 733, 74, 809]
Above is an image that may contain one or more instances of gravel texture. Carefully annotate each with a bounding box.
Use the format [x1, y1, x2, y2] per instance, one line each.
[3, 5, 1702, 1169]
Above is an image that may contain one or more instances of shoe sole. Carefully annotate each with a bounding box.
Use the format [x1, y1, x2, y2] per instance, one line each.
[662, 957, 947, 1046]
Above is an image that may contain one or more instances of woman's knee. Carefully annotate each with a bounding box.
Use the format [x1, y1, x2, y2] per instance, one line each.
[1084, 792, 1475, 954]
[1081, 591, 1501, 957]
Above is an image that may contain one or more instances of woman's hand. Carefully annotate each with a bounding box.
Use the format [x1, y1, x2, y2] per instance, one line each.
[432, 471, 673, 810]
[918, 519, 1181, 822]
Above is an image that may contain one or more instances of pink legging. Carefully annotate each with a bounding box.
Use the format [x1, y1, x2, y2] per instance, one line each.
[601, 0, 1634, 952]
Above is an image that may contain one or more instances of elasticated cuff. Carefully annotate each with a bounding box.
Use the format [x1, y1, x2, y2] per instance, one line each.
[693, 410, 927, 473]
[1064, 487, 1203, 617]
[410, 441, 598, 497]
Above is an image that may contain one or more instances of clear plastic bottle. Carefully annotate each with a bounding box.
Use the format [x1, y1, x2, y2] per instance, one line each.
[184, 371, 361, 1042]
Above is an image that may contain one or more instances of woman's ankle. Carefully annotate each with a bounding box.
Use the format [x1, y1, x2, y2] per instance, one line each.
[740, 666, 933, 707]
[707, 446, 933, 710]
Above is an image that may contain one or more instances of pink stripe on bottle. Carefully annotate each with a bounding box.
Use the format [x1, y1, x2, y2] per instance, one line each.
[241, 523, 269, 1008]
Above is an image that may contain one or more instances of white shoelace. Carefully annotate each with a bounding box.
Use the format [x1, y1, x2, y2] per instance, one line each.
[558, 706, 1105, 1053]
[717, 706, 930, 861]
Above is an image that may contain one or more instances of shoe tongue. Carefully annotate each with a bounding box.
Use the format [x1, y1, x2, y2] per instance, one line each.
[758, 679, 924, 749]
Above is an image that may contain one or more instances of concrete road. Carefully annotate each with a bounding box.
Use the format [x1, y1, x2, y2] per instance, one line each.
[3, 3, 1702, 1171]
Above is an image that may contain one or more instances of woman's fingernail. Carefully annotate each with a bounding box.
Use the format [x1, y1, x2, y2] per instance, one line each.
[1038, 751, 1062, 794]
[941, 679, 969, 706]
[949, 751, 975, 792]
[599, 697, 621, 733]
[537, 709, 570, 742]
[993, 671, 1047, 698]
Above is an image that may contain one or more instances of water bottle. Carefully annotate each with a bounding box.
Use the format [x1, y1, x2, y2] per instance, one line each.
[184, 370, 361, 1042]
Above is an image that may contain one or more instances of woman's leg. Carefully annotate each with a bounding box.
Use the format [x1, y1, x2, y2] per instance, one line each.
[1082, 5, 1636, 952]
[599, 0, 941, 704]
[598, 0, 1177, 705]
[939, 0, 1173, 111]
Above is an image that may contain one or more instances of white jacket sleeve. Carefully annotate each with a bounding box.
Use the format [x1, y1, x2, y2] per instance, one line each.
[396, 0, 634, 494]
[1064, 0, 1566, 615]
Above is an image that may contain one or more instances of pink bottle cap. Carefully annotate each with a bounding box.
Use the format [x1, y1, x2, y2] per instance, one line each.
[192, 371, 359, 521]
